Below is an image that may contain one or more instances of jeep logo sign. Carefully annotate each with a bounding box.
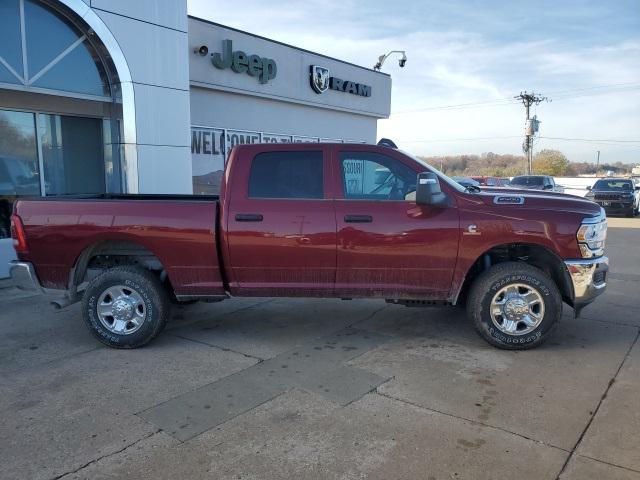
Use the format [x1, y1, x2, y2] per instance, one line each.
[212, 39, 277, 84]
[309, 65, 371, 97]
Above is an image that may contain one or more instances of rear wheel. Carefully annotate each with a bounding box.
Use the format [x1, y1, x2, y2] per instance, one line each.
[467, 262, 561, 350]
[82, 266, 169, 348]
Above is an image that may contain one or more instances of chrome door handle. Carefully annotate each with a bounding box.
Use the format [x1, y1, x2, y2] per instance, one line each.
[344, 215, 372, 223]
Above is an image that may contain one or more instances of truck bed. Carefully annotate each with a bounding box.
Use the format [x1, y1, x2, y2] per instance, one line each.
[17, 193, 219, 202]
[13, 195, 225, 297]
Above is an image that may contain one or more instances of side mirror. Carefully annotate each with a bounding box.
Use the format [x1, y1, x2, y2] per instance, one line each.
[635, 186, 640, 191]
[543, 184, 553, 190]
[415, 172, 447, 206]
[586, 185, 592, 190]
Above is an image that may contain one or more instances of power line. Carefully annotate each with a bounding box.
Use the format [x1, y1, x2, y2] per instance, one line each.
[539, 136, 640, 143]
[547, 82, 640, 96]
[550, 86, 640, 102]
[543, 82, 640, 96]
[399, 135, 522, 143]
[391, 82, 640, 115]
[392, 98, 518, 114]
[538, 136, 640, 147]
[397, 135, 640, 147]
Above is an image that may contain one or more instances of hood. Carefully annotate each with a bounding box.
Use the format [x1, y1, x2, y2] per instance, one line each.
[471, 188, 602, 218]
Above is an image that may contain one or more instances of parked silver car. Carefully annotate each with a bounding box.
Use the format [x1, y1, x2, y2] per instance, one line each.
[510, 175, 564, 193]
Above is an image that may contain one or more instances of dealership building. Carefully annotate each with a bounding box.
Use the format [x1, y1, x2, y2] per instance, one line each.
[0, 0, 392, 277]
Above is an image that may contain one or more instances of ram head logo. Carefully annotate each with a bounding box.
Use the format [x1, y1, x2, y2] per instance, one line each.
[310, 65, 330, 94]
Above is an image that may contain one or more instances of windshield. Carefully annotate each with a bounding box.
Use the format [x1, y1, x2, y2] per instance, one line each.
[511, 176, 544, 187]
[593, 179, 633, 191]
[401, 150, 467, 193]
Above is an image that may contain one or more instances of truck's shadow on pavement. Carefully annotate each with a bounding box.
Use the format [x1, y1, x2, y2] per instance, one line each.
[161, 298, 630, 355]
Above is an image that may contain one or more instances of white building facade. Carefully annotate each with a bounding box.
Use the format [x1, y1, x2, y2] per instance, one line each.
[0, 0, 392, 277]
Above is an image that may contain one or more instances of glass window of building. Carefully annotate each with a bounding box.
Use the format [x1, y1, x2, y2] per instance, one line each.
[0, 0, 122, 239]
[0, 0, 111, 98]
[40, 114, 106, 195]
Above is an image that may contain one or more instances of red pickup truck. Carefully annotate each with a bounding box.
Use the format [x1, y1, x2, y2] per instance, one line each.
[9, 142, 609, 350]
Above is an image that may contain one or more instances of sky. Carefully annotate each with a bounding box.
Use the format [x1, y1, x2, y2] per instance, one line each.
[187, 0, 640, 164]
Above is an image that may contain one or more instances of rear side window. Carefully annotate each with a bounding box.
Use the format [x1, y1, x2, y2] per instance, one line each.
[248, 151, 324, 199]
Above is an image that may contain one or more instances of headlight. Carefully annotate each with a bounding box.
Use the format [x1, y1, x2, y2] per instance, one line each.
[576, 210, 607, 258]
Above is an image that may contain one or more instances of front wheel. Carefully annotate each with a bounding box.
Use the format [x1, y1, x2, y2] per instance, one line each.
[467, 262, 561, 350]
[82, 266, 169, 348]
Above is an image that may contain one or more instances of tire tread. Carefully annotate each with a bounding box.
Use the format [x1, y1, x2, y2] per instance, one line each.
[82, 266, 169, 349]
[467, 261, 561, 350]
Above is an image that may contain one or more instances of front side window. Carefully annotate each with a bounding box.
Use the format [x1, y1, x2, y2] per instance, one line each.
[341, 152, 416, 201]
[248, 151, 324, 199]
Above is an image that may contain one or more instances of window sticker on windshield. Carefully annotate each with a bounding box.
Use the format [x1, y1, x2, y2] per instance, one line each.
[494, 195, 525, 205]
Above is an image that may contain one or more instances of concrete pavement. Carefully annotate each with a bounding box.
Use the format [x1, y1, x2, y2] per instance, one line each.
[0, 217, 638, 479]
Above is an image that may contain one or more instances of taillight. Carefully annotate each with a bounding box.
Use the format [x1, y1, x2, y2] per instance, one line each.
[10, 214, 28, 254]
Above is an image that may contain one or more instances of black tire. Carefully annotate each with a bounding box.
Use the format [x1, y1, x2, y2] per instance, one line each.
[467, 262, 561, 350]
[82, 266, 169, 348]
[626, 207, 635, 218]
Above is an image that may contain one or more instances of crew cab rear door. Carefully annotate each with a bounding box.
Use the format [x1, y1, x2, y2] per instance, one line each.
[332, 145, 460, 298]
[224, 145, 336, 296]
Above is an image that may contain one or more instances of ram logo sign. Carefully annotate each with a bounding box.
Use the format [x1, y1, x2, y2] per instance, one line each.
[310, 65, 330, 93]
[309, 65, 372, 97]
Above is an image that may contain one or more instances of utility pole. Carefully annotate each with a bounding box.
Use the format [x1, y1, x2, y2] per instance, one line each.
[596, 150, 600, 170]
[515, 91, 548, 174]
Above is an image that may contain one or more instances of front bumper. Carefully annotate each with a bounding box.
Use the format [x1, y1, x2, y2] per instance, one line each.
[565, 256, 608, 310]
[594, 200, 634, 213]
[9, 261, 44, 293]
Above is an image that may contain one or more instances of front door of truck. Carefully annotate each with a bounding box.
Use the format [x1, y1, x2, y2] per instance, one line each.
[226, 146, 336, 296]
[333, 147, 460, 298]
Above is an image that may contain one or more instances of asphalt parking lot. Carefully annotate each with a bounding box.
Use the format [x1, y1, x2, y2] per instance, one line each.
[1, 217, 639, 480]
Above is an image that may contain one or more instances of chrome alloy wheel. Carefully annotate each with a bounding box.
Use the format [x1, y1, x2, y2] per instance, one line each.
[489, 283, 545, 336]
[97, 285, 146, 335]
